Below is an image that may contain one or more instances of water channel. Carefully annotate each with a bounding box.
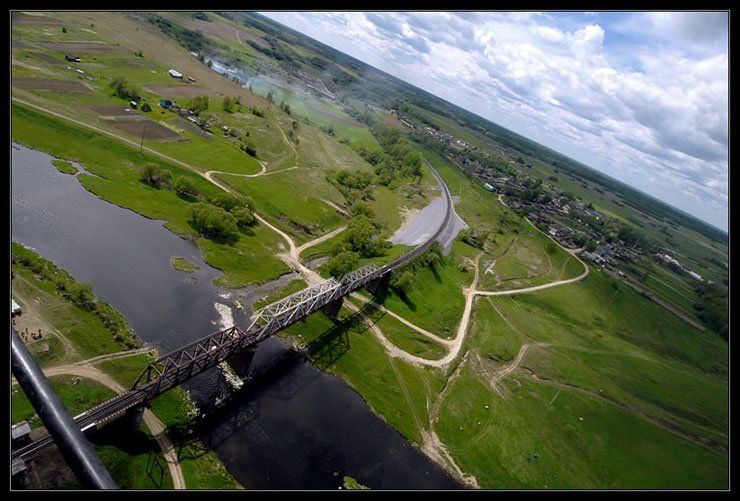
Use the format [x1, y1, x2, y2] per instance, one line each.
[11, 143, 461, 490]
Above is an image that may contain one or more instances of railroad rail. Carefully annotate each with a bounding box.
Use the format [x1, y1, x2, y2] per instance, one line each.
[13, 160, 453, 460]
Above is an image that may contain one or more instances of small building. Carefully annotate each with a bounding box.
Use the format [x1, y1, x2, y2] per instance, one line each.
[548, 227, 558, 237]
[688, 271, 704, 281]
[11, 421, 31, 446]
[11, 299, 22, 317]
[483, 182, 494, 191]
[582, 251, 606, 266]
[11, 457, 26, 476]
[168, 69, 183, 79]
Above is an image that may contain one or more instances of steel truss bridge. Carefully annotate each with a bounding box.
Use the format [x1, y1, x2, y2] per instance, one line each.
[13, 161, 453, 460]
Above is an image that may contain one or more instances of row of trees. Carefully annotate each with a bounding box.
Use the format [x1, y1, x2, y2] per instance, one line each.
[109, 76, 140, 102]
[138, 163, 257, 243]
[693, 282, 729, 340]
[222, 95, 241, 113]
[188, 95, 210, 115]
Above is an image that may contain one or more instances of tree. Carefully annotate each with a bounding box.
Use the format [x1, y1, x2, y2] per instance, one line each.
[67, 282, 95, 309]
[345, 216, 382, 257]
[109, 76, 140, 101]
[211, 193, 242, 212]
[585, 240, 597, 252]
[189, 203, 239, 242]
[350, 202, 375, 219]
[222, 96, 234, 113]
[325, 251, 359, 279]
[232, 207, 256, 228]
[173, 175, 198, 197]
[189, 95, 209, 114]
[390, 269, 414, 294]
[618, 226, 644, 247]
[139, 163, 171, 187]
[240, 140, 257, 157]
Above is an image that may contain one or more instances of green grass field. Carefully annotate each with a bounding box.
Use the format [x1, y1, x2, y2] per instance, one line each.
[11, 11, 728, 489]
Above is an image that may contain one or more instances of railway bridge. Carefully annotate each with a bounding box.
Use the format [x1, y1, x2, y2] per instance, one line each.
[12, 161, 454, 460]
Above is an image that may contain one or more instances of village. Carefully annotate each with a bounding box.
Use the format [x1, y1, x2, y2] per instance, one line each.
[395, 112, 708, 287]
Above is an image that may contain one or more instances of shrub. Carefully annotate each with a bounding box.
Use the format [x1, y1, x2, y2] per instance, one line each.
[173, 175, 198, 197]
[139, 163, 172, 187]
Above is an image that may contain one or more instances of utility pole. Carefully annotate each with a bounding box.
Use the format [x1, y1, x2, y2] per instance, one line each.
[139, 124, 149, 154]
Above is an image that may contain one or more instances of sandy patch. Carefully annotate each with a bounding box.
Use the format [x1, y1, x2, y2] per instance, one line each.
[212, 302, 234, 330]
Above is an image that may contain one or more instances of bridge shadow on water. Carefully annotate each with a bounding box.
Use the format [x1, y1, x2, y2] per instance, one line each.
[168, 302, 394, 463]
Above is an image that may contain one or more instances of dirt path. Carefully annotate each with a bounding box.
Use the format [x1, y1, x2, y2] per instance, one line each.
[295, 225, 347, 258]
[13, 275, 79, 360]
[490, 343, 530, 396]
[13, 98, 346, 290]
[321, 198, 349, 216]
[35, 365, 186, 489]
[606, 269, 705, 331]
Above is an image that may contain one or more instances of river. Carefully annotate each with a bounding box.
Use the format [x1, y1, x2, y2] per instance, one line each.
[11, 143, 460, 490]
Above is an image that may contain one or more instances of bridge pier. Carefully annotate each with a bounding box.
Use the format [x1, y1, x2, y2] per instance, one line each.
[88, 404, 145, 443]
[115, 404, 145, 432]
[364, 275, 388, 296]
[226, 347, 257, 379]
[322, 298, 344, 321]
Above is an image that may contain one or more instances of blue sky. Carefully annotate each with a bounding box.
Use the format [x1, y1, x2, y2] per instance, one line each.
[262, 12, 729, 231]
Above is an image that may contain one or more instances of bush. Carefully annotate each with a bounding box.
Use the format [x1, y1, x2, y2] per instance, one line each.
[139, 163, 172, 187]
[173, 175, 198, 197]
[460, 229, 485, 249]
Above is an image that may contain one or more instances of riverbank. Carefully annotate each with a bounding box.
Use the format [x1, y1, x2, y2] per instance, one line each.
[11, 243, 240, 489]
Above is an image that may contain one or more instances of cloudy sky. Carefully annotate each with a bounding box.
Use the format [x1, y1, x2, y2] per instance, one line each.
[262, 11, 729, 231]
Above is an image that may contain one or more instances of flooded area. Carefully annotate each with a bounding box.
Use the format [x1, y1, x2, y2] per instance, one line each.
[11, 143, 461, 490]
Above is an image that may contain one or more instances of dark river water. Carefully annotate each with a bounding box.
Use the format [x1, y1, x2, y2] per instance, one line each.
[11, 144, 460, 490]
